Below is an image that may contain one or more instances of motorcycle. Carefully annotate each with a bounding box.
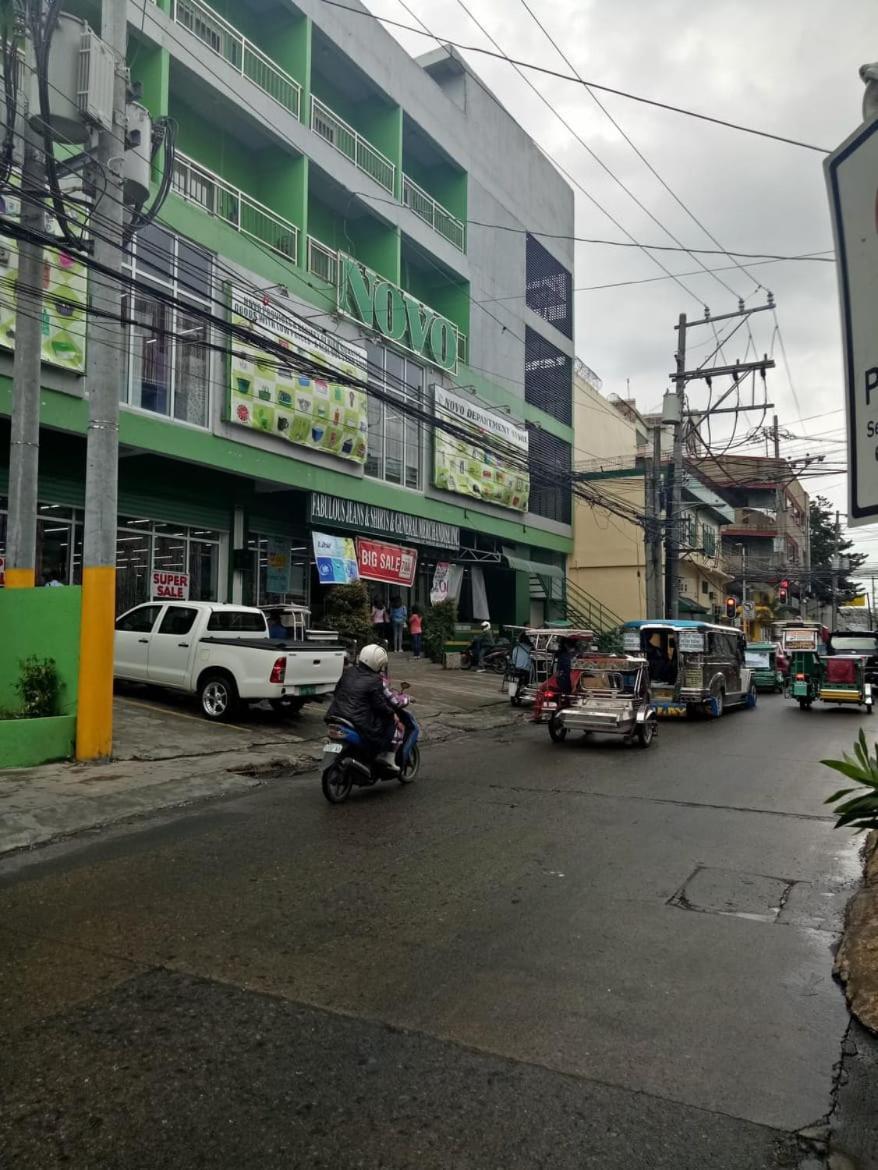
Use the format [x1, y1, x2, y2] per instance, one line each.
[321, 683, 421, 804]
[461, 638, 511, 673]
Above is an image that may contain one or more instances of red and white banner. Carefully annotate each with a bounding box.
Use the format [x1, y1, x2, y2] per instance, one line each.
[151, 570, 190, 601]
[356, 538, 418, 587]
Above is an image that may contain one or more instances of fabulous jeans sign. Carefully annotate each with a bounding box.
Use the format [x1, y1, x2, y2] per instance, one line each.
[310, 492, 460, 550]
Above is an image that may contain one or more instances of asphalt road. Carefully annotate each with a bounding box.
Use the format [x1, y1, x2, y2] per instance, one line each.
[0, 694, 869, 1168]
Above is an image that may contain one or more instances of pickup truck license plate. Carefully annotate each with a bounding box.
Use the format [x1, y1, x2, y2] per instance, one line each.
[323, 743, 343, 754]
[297, 684, 317, 695]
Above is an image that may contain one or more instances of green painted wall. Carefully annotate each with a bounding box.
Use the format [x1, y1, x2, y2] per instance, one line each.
[402, 153, 467, 227]
[0, 586, 81, 718]
[0, 716, 77, 768]
[130, 42, 169, 120]
[348, 220, 400, 284]
[0, 386, 569, 553]
[402, 254, 469, 337]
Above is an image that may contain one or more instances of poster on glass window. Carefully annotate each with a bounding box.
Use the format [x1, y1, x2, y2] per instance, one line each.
[228, 287, 369, 463]
[433, 386, 530, 511]
[0, 192, 88, 372]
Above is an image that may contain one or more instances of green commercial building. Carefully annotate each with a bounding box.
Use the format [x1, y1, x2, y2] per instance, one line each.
[0, 0, 575, 627]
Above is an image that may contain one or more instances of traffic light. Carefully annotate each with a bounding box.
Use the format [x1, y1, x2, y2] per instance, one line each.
[725, 596, 737, 620]
[778, 579, 789, 603]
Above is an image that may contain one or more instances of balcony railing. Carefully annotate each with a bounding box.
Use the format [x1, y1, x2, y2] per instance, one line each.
[172, 151, 298, 263]
[457, 330, 467, 364]
[402, 174, 465, 252]
[310, 96, 396, 194]
[172, 0, 302, 119]
[307, 237, 338, 285]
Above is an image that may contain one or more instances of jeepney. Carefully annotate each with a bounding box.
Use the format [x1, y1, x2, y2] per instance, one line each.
[514, 628, 595, 706]
[622, 620, 757, 718]
[745, 641, 784, 692]
[542, 655, 658, 748]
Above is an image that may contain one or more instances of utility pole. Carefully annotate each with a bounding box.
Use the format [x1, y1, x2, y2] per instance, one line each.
[76, 0, 128, 760]
[772, 414, 780, 459]
[664, 297, 777, 622]
[6, 33, 45, 589]
[664, 312, 686, 619]
[830, 510, 841, 628]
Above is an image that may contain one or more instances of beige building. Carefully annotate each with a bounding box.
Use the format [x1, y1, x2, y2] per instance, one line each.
[568, 365, 649, 624]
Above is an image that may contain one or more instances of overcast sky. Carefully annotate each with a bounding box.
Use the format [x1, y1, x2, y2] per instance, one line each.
[365, 0, 876, 564]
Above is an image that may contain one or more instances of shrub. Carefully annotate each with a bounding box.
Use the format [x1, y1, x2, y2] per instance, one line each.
[424, 599, 458, 663]
[822, 729, 878, 831]
[596, 627, 623, 654]
[15, 656, 60, 719]
[323, 581, 374, 654]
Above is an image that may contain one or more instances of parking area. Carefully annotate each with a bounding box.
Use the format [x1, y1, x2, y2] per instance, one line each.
[111, 656, 511, 763]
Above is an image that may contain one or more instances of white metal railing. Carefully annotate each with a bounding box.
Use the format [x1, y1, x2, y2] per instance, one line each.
[172, 151, 298, 263]
[306, 237, 338, 285]
[457, 330, 467, 364]
[310, 95, 396, 194]
[402, 174, 465, 252]
[172, 0, 301, 119]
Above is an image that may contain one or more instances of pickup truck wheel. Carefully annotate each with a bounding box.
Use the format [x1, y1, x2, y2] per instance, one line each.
[199, 672, 239, 722]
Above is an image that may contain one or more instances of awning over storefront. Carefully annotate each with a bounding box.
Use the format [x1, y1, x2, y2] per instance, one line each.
[502, 547, 564, 579]
[678, 597, 710, 615]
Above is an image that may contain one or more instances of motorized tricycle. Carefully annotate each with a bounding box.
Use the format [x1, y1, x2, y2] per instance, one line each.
[512, 628, 595, 706]
[745, 641, 784, 693]
[788, 639, 874, 714]
[321, 682, 421, 804]
[532, 654, 658, 748]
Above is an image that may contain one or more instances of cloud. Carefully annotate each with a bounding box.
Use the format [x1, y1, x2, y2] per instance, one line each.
[366, 0, 874, 550]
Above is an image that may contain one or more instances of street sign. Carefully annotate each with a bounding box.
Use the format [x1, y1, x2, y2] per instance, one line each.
[743, 601, 755, 619]
[825, 117, 878, 525]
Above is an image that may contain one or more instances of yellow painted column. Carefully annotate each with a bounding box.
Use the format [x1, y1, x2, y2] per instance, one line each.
[5, 567, 36, 588]
[75, 566, 116, 760]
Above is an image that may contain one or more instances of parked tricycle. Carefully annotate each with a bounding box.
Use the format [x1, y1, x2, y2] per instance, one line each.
[533, 654, 658, 747]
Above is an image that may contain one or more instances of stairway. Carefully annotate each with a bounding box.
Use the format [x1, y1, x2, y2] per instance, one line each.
[529, 573, 624, 635]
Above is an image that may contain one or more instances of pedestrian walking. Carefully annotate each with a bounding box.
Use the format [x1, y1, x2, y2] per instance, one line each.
[409, 606, 423, 658]
[390, 597, 408, 653]
[371, 598, 387, 645]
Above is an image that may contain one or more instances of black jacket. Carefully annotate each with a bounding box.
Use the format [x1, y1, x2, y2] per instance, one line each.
[327, 663, 396, 745]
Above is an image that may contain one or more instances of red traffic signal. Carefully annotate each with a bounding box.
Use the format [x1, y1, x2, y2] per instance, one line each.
[725, 596, 737, 619]
[778, 579, 789, 603]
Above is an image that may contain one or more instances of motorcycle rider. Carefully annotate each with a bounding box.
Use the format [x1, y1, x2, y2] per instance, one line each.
[468, 620, 494, 672]
[327, 644, 401, 774]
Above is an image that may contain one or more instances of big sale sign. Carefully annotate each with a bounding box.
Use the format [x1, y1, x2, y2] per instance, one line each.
[356, 538, 417, 587]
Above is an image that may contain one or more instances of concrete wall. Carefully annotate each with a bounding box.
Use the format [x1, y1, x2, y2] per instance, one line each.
[569, 376, 647, 621]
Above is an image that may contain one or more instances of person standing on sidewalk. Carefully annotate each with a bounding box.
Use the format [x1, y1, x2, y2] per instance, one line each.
[371, 598, 387, 646]
[390, 597, 408, 653]
[409, 607, 423, 658]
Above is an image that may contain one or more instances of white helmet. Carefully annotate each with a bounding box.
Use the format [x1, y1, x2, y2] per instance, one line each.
[358, 643, 388, 672]
[480, 621, 491, 631]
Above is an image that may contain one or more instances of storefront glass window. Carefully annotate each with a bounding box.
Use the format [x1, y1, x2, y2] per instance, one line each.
[364, 343, 424, 489]
[246, 534, 309, 608]
[122, 226, 212, 428]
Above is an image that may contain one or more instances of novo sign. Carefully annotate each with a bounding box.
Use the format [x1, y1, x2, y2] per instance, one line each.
[337, 253, 459, 373]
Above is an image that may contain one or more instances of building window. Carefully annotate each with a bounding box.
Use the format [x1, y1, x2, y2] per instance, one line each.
[526, 235, 572, 338]
[115, 517, 222, 614]
[702, 524, 716, 556]
[364, 342, 423, 489]
[526, 424, 571, 523]
[246, 534, 310, 607]
[525, 328, 572, 426]
[122, 225, 212, 427]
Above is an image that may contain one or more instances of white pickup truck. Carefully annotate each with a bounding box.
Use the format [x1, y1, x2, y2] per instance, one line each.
[114, 601, 345, 721]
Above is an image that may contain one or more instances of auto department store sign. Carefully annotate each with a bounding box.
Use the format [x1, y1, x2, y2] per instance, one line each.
[310, 492, 459, 550]
[336, 253, 459, 373]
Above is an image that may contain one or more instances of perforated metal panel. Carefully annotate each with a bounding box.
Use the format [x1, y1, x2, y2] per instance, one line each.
[527, 424, 572, 523]
[526, 235, 572, 338]
[525, 328, 572, 426]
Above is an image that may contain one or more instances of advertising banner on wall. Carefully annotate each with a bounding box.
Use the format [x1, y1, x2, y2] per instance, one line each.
[228, 288, 369, 463]
[433, 386, 530, 511]
[0, 193, 88, 372]
[152, 571, 190, 600]
[313, 531, 359, 585]
[265, 537, 291, 594]
[356, 538, 418, 587]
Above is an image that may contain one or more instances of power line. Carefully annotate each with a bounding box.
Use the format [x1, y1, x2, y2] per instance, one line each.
[320, 0, 832, 153]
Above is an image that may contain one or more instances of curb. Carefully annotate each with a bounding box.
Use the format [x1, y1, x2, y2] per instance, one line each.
[835, 831, 878, 1033]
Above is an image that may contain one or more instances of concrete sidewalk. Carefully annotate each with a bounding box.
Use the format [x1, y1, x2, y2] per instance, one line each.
[0, 656, 519, 857]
